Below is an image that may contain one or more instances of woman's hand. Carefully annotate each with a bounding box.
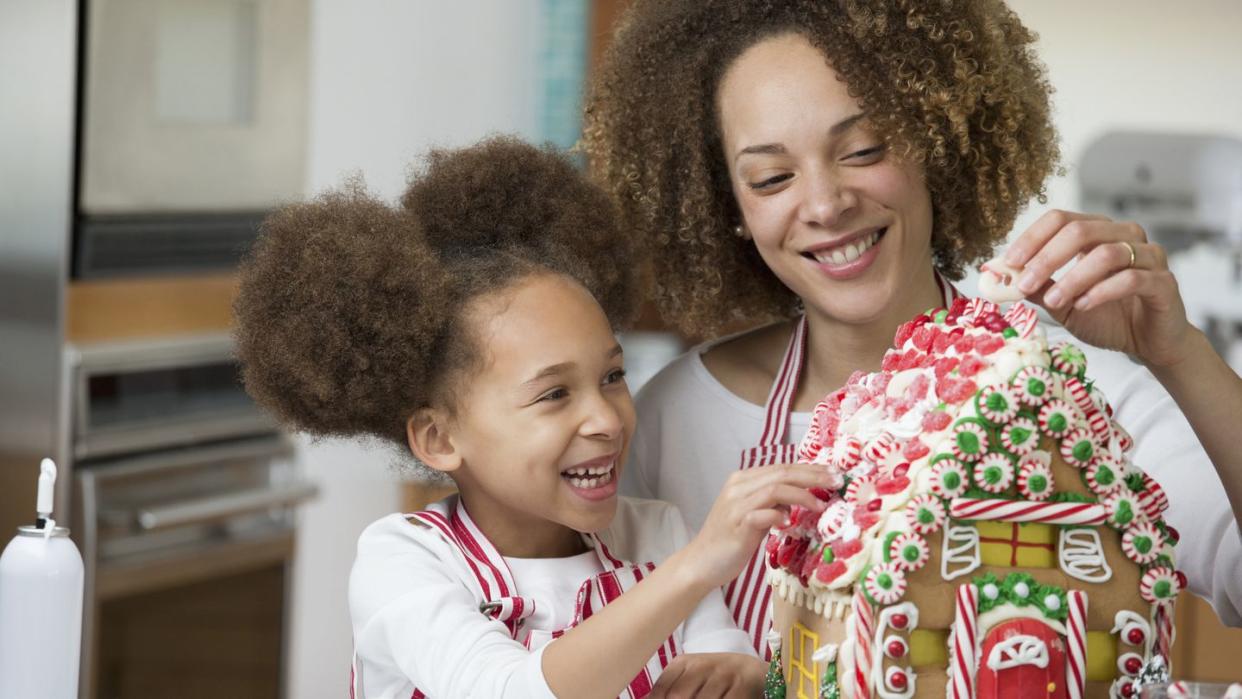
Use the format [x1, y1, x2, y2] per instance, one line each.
[647, 653, 766, 699]
[1004, 209, 1198, 368]
[683, 463, 838, 589]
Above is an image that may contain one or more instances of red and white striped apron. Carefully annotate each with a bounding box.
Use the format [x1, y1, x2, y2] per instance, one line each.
[350, 499, 678, 699]
[723, 272, 962, 659]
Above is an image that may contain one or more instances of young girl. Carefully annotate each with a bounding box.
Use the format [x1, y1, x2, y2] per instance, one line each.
[233, 137, 834, 698]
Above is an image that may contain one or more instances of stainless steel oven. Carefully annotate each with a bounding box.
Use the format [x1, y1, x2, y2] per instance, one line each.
[68, 334, 316, 699]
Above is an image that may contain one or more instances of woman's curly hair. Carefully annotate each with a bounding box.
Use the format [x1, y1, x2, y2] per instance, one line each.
[234, 136, 640, 467]
[582, 0, 1061, 337]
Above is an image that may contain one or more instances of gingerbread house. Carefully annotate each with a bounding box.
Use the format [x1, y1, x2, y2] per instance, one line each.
[764, 299, 1181, 699]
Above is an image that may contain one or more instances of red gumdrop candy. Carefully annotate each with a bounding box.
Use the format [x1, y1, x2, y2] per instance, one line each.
[831, 538, 863, 560]
[954, 334, 977, 354]
[853, 511, 880, 530]
[800, 545, 822, 580]
[932, 330, 957, 353]
[937, 376, 978, 404]
[933, 356, 960, 380]
[902, 438, 930, 460]
[815, 560, 847, 583]
[893, 462, 910, 478]
[809, 486, 834, 501]
[958, 355, 987, 377]
[881, 352, 901, 371]
[912, 326, 936, 351]
[912, 313, 932, 326]
[1175, 570, 1188, 590]
[777, 536, 808, 568]
[977, 335, 1005, 355]
[950, 297, 969, 315]
[893, 321, 917, 348]
[904, 374, 930, 401]
[875, 475, 911, 495]
[922, 410, 953, 432]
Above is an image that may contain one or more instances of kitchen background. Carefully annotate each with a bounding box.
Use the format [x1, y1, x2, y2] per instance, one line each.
[1, 0, 1240, 697]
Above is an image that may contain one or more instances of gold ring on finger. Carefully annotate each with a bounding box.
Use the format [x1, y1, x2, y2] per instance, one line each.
[1122, 240, 1137, 269]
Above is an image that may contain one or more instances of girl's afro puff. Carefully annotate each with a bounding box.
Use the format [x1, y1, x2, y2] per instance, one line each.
[234, 137, 640, 452]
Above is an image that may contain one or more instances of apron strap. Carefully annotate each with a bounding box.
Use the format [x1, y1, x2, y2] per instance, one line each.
[757, 315, 808, 447]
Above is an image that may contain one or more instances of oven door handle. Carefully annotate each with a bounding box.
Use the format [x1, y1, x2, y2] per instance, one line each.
[136, 482, 319, 531]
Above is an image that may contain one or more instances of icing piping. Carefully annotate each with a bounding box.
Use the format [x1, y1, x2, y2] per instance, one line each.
[1059, 528, 1113, 582]
[941, 523, 981, 580]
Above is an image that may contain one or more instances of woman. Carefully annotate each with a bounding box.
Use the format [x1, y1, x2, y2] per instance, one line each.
[583, 0, 1242, 670]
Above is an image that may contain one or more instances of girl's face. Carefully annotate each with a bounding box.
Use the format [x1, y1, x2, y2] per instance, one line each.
[717, 33, 937, 326]
[447, 273, 635, 555]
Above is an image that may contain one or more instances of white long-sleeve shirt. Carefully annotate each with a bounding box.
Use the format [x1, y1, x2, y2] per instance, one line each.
[622, 323, 1242, 627]
[349, 496, 755, 699]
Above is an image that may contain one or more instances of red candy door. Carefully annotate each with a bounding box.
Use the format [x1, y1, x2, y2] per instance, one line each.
[977, 618, 1067, 699]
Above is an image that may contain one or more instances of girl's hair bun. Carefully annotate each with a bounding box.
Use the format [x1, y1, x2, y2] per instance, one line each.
[235, 180, 444, 444]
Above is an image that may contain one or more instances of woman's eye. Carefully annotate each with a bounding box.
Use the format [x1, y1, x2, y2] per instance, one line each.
[846, 145, 886, 162]
[604, 368, 627, 385]
[748, 173, 793, 190]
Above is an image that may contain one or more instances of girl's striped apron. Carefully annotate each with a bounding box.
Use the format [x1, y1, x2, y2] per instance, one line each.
[723, 272, 962, 659]
[350, 499, 678, 699]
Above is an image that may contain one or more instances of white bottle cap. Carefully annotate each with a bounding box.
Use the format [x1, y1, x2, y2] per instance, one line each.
[37, 458, 56, 517]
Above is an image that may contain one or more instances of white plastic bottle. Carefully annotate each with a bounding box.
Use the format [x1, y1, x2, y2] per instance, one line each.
[0, 459, 84, 699]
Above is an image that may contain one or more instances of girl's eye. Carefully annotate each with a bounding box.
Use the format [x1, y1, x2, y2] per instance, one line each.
[846, 145, 886, 162]
[536, 387, 568, 403]
[747, 173, 793, 190]
[604, 368, 627, 385]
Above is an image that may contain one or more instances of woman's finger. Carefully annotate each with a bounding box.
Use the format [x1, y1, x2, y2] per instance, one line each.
[725, 463, 835, 500]
[1042, 241, 1165, 310]
[1004, 209, 1110, 269]
[1015, 218, 1146, 296]
[745, 482, 826, 513]
[1072, 268, 1180, 313]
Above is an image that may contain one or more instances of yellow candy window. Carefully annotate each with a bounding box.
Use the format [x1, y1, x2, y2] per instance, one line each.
[978, 521, 1056, 568]
[788, 622, 821, 699]
[1086, 631, 1118, 681]
[910, 629, 949, 667]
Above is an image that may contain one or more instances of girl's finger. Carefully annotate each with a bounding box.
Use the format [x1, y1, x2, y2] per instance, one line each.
[1004, 210, 1110, 269]
[1016, 218, 1145, 295]
[726, 463, 835, 500]
[1041, 241, 1157, 310]
[746, 482, 825, 513]
[743, 508, 790, 531]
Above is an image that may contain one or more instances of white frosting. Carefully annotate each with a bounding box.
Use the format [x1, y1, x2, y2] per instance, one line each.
[986, 634, 1049, 670]
[941, 522, 982, 580]
[978, 258, 1026, 303]
[1060, 528, 1114, 582]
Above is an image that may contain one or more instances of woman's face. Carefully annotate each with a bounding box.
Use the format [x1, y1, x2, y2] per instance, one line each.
[717, 33, 936, 326]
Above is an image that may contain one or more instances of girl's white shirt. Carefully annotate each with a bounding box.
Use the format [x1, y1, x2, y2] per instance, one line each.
[349, 495, 755, 699]
[622, 322, 1242, 627]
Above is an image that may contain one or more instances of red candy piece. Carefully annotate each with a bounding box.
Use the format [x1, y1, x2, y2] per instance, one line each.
[875, 475, 910, 495]
[912, 326, 936, 351]
[893, 463, 910, 478]
[815, 560, 847, 583]
[950, 297, 969, 315]
[887, 639, 907, 658]
[902, 438, 930, 460]
[922, 410, 953, 432]
[853, 511, 880, 530]
[832, 538, 863, 560]
[1126, 628, 1145, 645]
[953, 335, 977, 354]
[959, 354, 987, 376]
[933, 356, 960, 380]
[977, 335, 1005, 355]
[893, 321, 917, 348]
[889, 671, 908, 690]
[809, 487, 834, 501]
[891, 613, 909, 629]
[777, 537, 808, 568]
[1124, 657, 1143, 675]
[881, 352, 901, 371]
[1175, 570, 1188, 590]
[866, 498, 883, 512]
[932, 330, 957, 353]
[800, 545, 822, 581]
[1121, 682, 1136, 698]
[904, 374, 930, 401]
[936, 376, 978, 404]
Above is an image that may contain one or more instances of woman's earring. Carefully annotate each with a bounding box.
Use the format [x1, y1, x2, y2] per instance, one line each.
[733, 224, 751, 240]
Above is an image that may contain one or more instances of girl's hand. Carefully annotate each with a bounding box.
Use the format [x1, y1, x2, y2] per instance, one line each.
[1004, 209, 1197, 367]
[647, 653, 766, 699]
[684, 463, 838, 589]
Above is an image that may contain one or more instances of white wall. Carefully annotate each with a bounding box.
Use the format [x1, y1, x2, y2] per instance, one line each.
[287, 3, 541, 698]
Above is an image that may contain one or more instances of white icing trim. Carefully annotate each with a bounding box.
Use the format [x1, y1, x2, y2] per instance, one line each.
[986, 634, 1049, 670]
[1059, 528, 1113, 582]
[1117, 651, 1143, 677]
[941, 522, 981, 580]
[813, 642, 839, 664]
[767, 629, 782, 654]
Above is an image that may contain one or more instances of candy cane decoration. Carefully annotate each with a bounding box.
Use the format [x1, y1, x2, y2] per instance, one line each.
[949, 497, 1108, 525]
[1066, 590, 1088, 699]
[853, 589, 876, 699]
[1154, 602, 1175, 664]
[950, 584, 978, 699]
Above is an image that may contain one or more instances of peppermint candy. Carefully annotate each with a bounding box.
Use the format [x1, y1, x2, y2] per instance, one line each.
[952, 420, 990, 462]
[1113, 421, 1135, 453]
[863, 432, 898, 465]
[889, 532, 930, 572]
[1085, 407, 1112, 442]
[977, 385, 1020, 425]
[1051, 341, 1088, 378]
[1060, 428, 1097, 468]
[1139, 566, 1181, 605]
[1002, 303, 1039, 338]
[1122, 522, 1164, 565]
[1017, 456, 1055, 500]
[974, 452, 1015, 493]
[844, 473, 875, 504]
[832, 435, 863, 470]
[906, 493, 947, 534]
[930, 458, 969, 499]
[1062, 376, 1095, 415]
[1001, 415, 1040, 455]
[1105, 491, 1141, 529]
[1038, 400, 1078, 438]
[1012, 366, 1056, 405]
[1085, 458, 1124, 495]
[1139, 473, 1171, 519]
[865, 563, 908, 605]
